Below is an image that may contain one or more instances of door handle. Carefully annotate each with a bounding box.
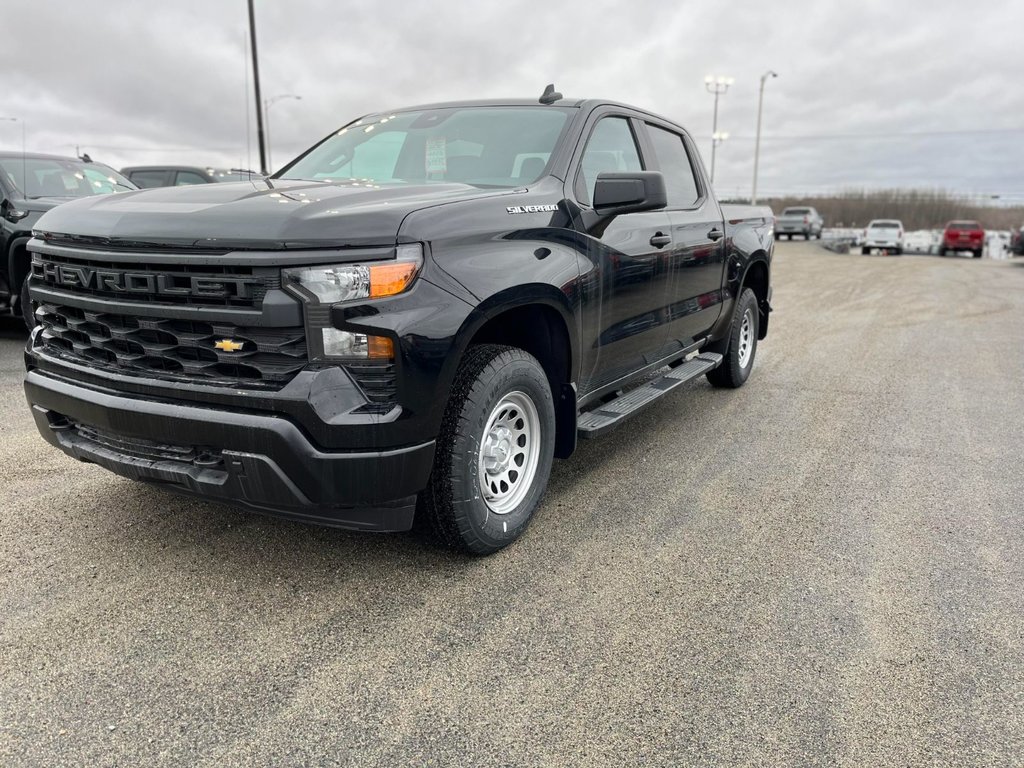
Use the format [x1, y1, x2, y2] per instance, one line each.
[707, 227, 725, 242]
[649, 233, 671, 248]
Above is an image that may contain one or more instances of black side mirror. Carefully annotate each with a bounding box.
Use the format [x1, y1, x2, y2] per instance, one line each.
[592, 171, 667, 216]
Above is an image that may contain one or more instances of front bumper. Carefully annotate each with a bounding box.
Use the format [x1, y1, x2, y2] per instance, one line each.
[25, 370, 435, 531]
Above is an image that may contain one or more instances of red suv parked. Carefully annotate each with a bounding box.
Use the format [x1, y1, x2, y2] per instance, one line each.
[940, 220, 985, 258]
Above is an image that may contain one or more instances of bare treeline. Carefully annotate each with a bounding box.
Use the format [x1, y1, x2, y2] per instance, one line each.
[753, 190, 1024, 230]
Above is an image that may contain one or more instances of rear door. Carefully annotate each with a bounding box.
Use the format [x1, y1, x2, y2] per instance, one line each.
[569, 111, 675, 396]
[640, 120, 726, 347]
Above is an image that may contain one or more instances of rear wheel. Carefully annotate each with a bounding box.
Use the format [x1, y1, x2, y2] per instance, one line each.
[861, 247, 870, 255]
[707, 288, 759, 389]
[419, 344, 555, 555]
[973, 249, 983, 259]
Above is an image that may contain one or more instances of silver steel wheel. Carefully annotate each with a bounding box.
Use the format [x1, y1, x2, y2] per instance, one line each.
[737, 308, 754, 369]
[477, 391, 541, 515]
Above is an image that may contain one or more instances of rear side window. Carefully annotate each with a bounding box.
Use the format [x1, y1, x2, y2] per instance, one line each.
[175, 171, 209, 186]
[128, 170, 168, 188]
[577, 117, 643, 206]
[645, 124, 700, 208]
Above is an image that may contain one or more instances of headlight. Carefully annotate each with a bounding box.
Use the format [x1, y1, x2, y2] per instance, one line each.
[283, 243, 422, 304]
[283, 243, 422, 361]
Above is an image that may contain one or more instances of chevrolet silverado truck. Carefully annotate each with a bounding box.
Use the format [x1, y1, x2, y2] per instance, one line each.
[23, 91, 774, 555]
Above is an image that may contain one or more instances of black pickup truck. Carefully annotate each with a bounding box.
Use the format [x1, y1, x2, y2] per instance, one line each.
[24, 91, 774, 554]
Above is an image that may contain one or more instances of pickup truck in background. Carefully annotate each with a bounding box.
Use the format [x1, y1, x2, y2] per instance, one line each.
[23, 91, 774, 554]
[774, 206, 824, 240]
[862, 219, 905, 255]
[1, 152, 135, 327]
[940, 220, 985, 258]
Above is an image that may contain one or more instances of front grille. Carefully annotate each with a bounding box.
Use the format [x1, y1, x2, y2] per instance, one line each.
[71, 421, 224, 469]
[31, 251, 276, 308]
[37, 302, 307, 389]
[346, 360, 397, 414]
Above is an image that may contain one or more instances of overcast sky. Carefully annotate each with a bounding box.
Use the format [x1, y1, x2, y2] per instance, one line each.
[3, 0, 1022, 201]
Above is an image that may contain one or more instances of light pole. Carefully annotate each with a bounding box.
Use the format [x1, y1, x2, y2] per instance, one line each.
[264, 94, 301, 172]
[247, 0, 268, 175]
[704, 75, 734, 185]
[751, 70, 778, 205]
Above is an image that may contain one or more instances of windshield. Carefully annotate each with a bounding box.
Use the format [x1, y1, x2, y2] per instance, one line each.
[0, 157, 135, 198]
[280, 107, 573, 188]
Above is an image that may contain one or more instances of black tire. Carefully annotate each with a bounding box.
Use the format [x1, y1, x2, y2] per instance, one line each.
[861, 247, 870, 255]
[19, 277, 35, 330]
[706, 288, 759, 389]
[786, 234, 792, 241]
[419, 344, 555, 555]
[893, 247, 903, 255]
[804, 232, 810, 240]
[973, 249, 983, 259]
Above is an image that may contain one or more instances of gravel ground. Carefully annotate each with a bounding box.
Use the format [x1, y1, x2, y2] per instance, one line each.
[1, 242, 1022, 766]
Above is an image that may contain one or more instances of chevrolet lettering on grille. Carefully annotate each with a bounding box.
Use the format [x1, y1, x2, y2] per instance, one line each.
[32, 259, 262, 300]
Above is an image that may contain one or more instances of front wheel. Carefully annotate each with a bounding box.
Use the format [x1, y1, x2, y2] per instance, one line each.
[419, 344, 555, 555]
[707, 288, 759, 389]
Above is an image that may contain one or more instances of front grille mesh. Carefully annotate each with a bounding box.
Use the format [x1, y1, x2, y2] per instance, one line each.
[346, 361, 397, 413]
[37, 302, 307, 388]
[73, 421, 224, 469]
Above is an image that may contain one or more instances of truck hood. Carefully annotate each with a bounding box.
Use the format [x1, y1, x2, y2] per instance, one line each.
[32, 178, 514, 250]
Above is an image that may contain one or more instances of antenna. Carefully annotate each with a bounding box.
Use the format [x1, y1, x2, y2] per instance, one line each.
[539, 84, 562, 105]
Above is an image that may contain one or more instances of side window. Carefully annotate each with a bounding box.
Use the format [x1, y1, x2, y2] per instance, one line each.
[129, 171, 169, 188]
[645, 124, 700, 208]
[175, 171, 209, 186]
[577, 117, 643, 206]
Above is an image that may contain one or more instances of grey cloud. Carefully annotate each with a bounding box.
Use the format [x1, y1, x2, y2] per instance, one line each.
[2, 0, 1021, 199]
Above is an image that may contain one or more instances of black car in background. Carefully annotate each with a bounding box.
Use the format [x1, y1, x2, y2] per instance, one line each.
[121, 166, 255, 188]
[1, 152, 135, 327]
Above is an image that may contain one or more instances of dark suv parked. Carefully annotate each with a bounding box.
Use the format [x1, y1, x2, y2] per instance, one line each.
[121, 166, 255, 189]
[1, 152, 135, 326]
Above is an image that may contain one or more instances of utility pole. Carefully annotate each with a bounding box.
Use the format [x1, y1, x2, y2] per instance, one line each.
[751, 70, 778, 205]
[704, 75, 734, 186]
[247, 0, 268, 175]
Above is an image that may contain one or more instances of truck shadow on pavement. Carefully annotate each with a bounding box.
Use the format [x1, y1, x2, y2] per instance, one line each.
[84, 380, 710, 582]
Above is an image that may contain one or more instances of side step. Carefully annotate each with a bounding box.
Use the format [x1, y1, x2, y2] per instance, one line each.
[577, 352, 723, 439]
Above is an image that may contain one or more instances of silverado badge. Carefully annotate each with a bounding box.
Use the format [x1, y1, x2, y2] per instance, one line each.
[214, 339, 245, 352]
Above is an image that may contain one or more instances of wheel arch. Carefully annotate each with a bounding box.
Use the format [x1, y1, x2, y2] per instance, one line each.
[6, 235, 31, 307]
[451, 285, 579, 459]
[739, 254, 771, 340]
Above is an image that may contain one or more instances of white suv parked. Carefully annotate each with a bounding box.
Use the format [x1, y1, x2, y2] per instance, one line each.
[861, 219, 904, 255]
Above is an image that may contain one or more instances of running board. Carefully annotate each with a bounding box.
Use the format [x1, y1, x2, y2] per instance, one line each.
[576, 353, 723, 439]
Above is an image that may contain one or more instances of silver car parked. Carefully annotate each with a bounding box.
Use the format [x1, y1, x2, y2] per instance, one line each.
[775, 206, 824, 240]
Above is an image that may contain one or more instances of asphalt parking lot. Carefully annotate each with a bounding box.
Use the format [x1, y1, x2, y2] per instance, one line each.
[1, 241, 1022, 766]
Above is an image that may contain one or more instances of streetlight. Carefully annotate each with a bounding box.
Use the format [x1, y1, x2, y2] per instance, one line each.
[704, 75, 734, 185]
[264, 94, 302, 172]
[751, 70, 778, 205]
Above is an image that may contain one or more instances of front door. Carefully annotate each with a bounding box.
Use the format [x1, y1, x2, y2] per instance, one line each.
[571, 114, 674, 396]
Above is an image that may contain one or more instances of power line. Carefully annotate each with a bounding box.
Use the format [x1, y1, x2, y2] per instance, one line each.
[727, 127, 1024, 142]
